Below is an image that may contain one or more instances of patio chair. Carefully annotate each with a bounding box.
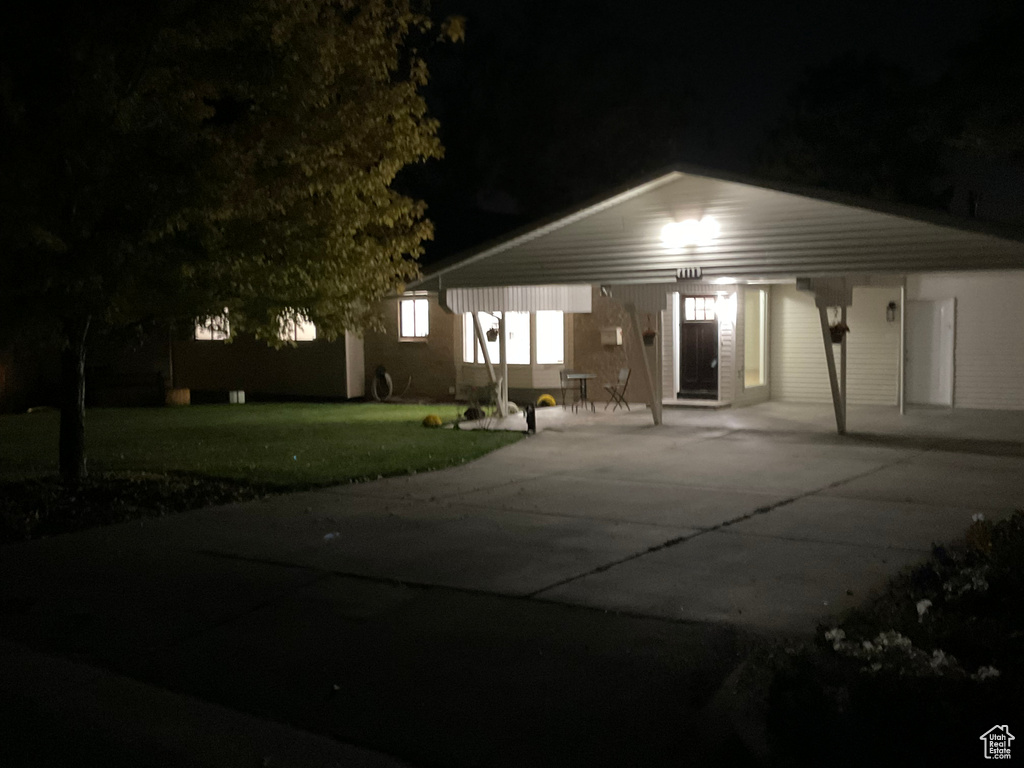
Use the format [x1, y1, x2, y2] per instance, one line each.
[603, 367, 631, 411]
[559, 369, 581, 410]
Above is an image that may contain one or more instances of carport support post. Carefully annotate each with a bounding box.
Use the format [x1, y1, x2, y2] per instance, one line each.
[625, 302, 662, 426]
[655, 310, 665, 422]
[840, 304, 848, 404]
[472, 312, 506, 417]
[498, 312, 509, 417]
[899, 284, 906, 415]
[817, 305, 846, 434]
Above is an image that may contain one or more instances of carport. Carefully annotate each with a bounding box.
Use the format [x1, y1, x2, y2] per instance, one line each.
[414, 166, 1024, 432]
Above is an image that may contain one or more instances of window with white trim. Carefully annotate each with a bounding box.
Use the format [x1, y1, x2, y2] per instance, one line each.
[684, 296, 715, 321]
[462, 311, 562, 365]
[400, 297, 429, 339]
[535, 310, 564, 364]
[195, 310, 230, 340]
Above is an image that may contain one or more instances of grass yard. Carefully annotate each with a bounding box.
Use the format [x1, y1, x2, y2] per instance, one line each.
[0, 403, 522, 542]
[0, 402, 520, 485]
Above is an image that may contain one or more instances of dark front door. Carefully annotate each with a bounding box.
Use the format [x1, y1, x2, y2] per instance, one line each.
[679, 297, 719, 399]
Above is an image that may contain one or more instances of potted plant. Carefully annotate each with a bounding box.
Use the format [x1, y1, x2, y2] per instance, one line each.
[486, 326, 499, 342]
[642, 315, 657, 346]
[829, 321, 850, 344]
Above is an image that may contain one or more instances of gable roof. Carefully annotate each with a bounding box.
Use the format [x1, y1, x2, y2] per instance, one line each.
[412, 165, 1024, 291]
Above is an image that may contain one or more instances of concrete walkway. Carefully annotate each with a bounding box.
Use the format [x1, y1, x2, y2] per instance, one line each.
[2, 402, 1022, 766]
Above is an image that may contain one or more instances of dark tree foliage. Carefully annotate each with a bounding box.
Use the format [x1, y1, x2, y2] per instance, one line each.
[940, 4, 1024, 160]
[0, 0, 459, 481]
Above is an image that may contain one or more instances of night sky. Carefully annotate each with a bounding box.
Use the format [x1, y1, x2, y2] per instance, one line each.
[410, 0, 1022, 264]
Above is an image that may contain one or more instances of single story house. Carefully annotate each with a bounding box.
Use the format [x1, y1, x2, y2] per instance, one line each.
[166, 165, 1024, 434]
[362, 166, 1024, 432]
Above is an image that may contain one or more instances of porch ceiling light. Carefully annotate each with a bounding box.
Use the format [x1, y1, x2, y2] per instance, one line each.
[661, 216, 720, 248]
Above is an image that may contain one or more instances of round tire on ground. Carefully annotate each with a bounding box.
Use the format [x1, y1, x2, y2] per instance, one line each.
[371, 371, 393, 401]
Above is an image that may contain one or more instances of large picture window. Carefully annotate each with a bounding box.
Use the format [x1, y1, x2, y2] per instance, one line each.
[400, 297, 429, 339]
[462, 310, 562, 365]
[744, 289, 767, 387]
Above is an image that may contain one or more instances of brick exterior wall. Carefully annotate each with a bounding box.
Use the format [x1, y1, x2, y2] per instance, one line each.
[366, 287, 652, 407]
[362, 294, 458, 402]
[571, 287, 649, 406]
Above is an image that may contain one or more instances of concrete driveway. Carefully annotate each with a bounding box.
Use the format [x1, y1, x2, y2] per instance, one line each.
[2, 401, 1022, 766]
[38, 401, 1016, 634]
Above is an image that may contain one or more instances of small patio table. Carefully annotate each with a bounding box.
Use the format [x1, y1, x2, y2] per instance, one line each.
[566, 372, 597, 412]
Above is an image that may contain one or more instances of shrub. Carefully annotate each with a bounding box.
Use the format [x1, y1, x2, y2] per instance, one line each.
[421, 414, 442, 428]
[765, 509, 1024, 767]
[537, 394, 556, 407]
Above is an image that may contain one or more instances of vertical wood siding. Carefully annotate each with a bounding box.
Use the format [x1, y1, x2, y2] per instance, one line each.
[908, 271, 1024, 409]
[443, 285, 592, 313]
[770, 284, 900, 405]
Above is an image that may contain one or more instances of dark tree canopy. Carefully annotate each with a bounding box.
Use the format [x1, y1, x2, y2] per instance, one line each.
[941, 4, 1024, 161]
[0, 0, 461, 479]
[1, 0, 458, 341]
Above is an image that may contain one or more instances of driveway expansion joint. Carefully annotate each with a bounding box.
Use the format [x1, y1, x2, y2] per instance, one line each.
[191, 549, 744, 630]
[525, 451, 926, 599]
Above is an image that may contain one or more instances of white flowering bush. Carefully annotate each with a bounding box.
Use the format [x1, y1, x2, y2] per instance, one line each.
[942, 564, 990, 596]
[766, 510, 1023, 766]
[822, 627, 999, 681]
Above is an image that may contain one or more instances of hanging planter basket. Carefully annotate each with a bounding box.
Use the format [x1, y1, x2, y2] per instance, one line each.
[829, 323, 850, 344]
[486, 327, 499, 342]
[642, 330, 657, 347]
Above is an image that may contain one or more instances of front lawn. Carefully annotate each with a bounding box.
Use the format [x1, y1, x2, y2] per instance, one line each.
[0, 402, 522, 541]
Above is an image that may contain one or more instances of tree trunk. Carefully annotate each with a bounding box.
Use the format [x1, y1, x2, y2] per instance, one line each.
[59, 318, 90, 483]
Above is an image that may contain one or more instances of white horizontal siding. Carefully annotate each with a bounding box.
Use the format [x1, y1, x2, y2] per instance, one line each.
[845, 288, 901, 405]
[771, 285, 831, 403]
[907, 271, 1024, 409]
[771, 284, 900, 405]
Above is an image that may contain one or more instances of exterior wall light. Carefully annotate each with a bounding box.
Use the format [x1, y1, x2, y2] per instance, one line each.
[661, 216, 720, 248]
[886, 301, 898, 323]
